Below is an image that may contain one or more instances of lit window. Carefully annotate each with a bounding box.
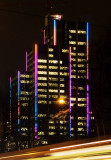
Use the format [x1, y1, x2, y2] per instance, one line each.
[78, 128, 85, 131]
[60, 84, 64, 87]
[49, 83, 58, 87]
[69, 41, 76, 45]
[78, 42, 86, 45]
[78, 30, 86, 34]
[69, 30, 76, 33]
[49, 60, 58, 64]
[38, 100, 47, 104]
[60, 90, 64, 93]
[60, 67, 68, 70]
[41, 141, 48, 144]
[78, 117, 86, 120]
[49, 95, 58, 98]
[78, 53, 85, 56]
[69, 35, 72, 39]
[71, 58, 76, 62]
[20, 97, 29, 101]
[38, 95, 47, 98]
[71, 52, 76, 56]
[38, 71, 47, 75]
[49, 54, 54, 58]
[78, 64, 85, 67]
[38, 114, 47, 117]
[71, 75, 76, 78]
[49, 66, 58, 69]
[60, 78, 64, 81]
[49, 132, 55, 135]
[60, 72, 68, 76]
[79, 70, 86, 73]
[38, 77, 47, 80]
[38, 59, 47, 63]
[73, 47, 76, 50]
[38, 132, 44, 135]
[21, 116, 28, 119]
[49, 89, 58, 93]
[78, 122, 86, 126]
[49, 126, 56, 129]
[38, 89, 47, 92]
[78, 87, 84, 90]
[71, 128, 74, 131]
[78, 59, 86, 62]
[49, 48, 54, 52]
[49, 72, 58, 75]
[38, 83, 47, 86]
[21, 127, 28, 131]
[21, 103, 29, 107]
[78, 104, 86, 107]
[62, 49, 69, 53]
[49, 77, 58, 81]
[49, 121, 54, 124]
[71, 98, 76, 101]
[60, 61, 62, 64]
[38, 65, 47, 69]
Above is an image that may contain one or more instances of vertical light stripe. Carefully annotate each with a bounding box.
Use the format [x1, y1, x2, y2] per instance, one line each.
[26, 51, 27, 72]
[69, 46, 72, 137]
[35, 44, 38, 139]
[86, 22, 89, 135]
[54, 19, 57, 46]
[10, 77, 11, 129]
[18, 71, 20, 131]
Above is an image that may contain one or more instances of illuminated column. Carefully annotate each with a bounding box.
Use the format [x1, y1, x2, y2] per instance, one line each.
[35, 44, 38, 139]
[69, 46, 72, 137]
[26, 51, 27, 72]
[18, 71, 20, 132]
[54, 19, 57, 46]
[44, 29, 46, 45]
[10, 77, 11, 130]
[86, 22, 89, 135]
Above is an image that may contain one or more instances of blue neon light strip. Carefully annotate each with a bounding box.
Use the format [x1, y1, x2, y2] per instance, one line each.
[35, 44, 38, 139]
[86, 22, 89, 135]
[54, 19, 57, 46]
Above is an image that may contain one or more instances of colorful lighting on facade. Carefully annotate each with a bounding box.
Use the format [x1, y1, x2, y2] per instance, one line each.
[26, 51, 27, 72]
[35, 44, 38, 139]
[69, 46, 72, 137]
[18, 71, 20, 131]
[86, 22, 89, 135]
[54, 19, 57, 46]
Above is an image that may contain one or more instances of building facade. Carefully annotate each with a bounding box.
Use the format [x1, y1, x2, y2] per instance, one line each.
[10, 14, 95, 149]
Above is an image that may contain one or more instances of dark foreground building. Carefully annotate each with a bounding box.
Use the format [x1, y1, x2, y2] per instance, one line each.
[10, 14, 95, 149]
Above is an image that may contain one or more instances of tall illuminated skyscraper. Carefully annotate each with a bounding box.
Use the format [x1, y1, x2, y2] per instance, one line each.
[10, 14, 95, 149]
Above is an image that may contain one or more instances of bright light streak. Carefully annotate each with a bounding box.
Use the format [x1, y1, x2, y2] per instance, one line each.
[50, 144, 111, 157]
[44, 29, 45, 45]
[50, 139, 111, 151]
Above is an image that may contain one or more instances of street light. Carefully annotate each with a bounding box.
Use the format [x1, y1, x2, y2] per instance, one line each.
[58, 98, 65, 105]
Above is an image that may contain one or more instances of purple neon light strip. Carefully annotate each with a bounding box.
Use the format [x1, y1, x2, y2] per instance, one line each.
[69, 46, 72, 137]
[26, 51, 27, 72]
[18, 71, 20, 131]
[35, 44, 38, 139]
[10, 77, 11, 127]
[87, 22, 89, 135]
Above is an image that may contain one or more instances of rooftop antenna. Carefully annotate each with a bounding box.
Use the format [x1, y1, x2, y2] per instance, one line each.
[46, 0, 54, 15]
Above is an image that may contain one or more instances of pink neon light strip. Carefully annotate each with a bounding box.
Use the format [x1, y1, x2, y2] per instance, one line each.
[35, 44, 38, 139]
[54, 20, 57, 46]
[26, 51, 27, 72]
[87, 22, 89, 135]
[10, 77, 11, 129]
[69, 46, 71, 137]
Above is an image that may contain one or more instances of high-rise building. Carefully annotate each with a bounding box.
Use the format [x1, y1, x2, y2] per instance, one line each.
[10, 14, 95, 149]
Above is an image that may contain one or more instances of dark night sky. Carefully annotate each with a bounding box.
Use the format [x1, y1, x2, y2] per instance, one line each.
[0, 0, 111, 93]
[1, 0, 111, 132]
